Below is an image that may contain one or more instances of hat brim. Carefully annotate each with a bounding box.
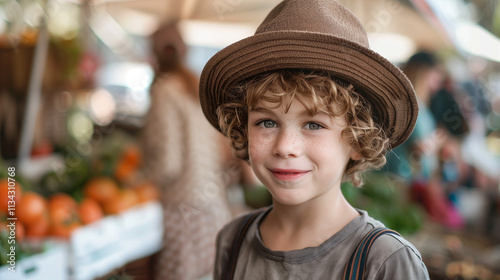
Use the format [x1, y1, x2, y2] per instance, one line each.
[199, 31, 418, 148]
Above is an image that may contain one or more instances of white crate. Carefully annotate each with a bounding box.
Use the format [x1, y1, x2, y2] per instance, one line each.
[70, 202, 163, 280]
[0, 242, 68, 280]
[70, 215, 122, 260]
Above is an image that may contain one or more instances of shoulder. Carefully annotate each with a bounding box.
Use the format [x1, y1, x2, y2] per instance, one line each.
[370, 232, 423, 262]
[214, 208, 268, 279]
[216, 208, 268, 246]
[366, 232, 429, 280]
[355, 211, 429, 279]
[151, 73, 189, 100]
[216, 213, 248, 245]
[352, 212, 422, 264]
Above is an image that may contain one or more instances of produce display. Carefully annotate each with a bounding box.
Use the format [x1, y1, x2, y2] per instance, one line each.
[0, 134, 162, 279]
[1, 142, 159, 241]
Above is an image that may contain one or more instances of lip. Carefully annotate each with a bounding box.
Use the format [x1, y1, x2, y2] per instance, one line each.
[269, 168, 310, 182]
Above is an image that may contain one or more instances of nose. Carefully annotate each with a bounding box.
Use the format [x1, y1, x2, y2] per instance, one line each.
[273, 128, 301, 159]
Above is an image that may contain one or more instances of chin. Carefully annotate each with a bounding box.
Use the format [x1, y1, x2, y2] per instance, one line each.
[270, 189, 309, 206]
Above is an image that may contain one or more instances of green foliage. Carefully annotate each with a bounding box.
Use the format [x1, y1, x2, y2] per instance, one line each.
[38, 155, 91, 201]
[342, 171, 426, 235]
[0, 228, 36, 266]
[243, 184, 273, 209]
[0, 227, 49, 269]
[38, 129, 135, 199]
[0, 158, 6, 179]
[50, 37, 83, 86]
[0, 229, 16, 266]
[492, 2, 500, 37]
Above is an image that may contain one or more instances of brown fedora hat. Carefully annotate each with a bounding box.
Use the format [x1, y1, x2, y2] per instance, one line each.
[199, 0, 418, 148]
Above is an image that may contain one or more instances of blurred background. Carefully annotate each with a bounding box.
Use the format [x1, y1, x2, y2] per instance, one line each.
[0, 0, 500, 279]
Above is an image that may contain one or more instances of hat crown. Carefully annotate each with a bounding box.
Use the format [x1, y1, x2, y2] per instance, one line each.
[199, 0, 418, 149]
[256, 0, 369, 48]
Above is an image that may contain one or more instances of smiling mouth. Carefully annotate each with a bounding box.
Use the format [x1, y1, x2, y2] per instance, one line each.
[269, 169, 309, 181]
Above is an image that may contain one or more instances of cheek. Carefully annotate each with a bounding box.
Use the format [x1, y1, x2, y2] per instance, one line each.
[314, 137, 352, 164]
[247, 141, 258, 161]
[247, 132, 268, 161]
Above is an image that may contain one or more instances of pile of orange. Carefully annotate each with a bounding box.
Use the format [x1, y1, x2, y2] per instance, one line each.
[14, 191, 103, 239]
[0, 178, 23, 214]
[1, 175, 159, 241]
[0, 144, 160, 242]
[84, 176, 159, 216]
[0, 178, 25, 241]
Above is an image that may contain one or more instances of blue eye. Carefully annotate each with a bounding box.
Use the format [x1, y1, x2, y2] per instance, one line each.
[306, 122, 323, 130]
[258, 120, 276, 128]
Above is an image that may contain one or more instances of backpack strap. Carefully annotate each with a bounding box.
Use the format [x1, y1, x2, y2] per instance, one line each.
[343, 227, 401, 280]
[222, 209, 266, 280]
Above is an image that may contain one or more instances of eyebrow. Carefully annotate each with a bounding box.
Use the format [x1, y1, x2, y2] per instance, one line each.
[249, 107, 272, 113]
[250, 106, 329, 118]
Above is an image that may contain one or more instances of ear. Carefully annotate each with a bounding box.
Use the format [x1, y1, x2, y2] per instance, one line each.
[350, 150, 362, 161]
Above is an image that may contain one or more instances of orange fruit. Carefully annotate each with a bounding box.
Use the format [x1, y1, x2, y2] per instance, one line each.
[114, 145, 141, 182]
[47, 193, 80, 238]
[84, 177, 120, 205]
[48, 207, 81, 239]
[0, 220, 24, 242]
[121, 145, 141, 166]
[48, 193, 78, 211]
[103, 188, 139, 215]
[25, 213, 50, 238]
[50, 221, 81, 239]
[133, 181, 160, 203]
[15, 222, 25, 242]
[49, 192, 78, 206]
[114, 162, 135, 183]
[17, 192, 47, 226]
[0, 178, 22, 214]
[49, 205, 78, 226]
[46, 193, 81, 239]
[78, 198, 104, 224]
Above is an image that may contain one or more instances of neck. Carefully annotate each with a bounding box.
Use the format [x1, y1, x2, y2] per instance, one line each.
[260, 187, 359, 251]
[273, 189, 357, 230]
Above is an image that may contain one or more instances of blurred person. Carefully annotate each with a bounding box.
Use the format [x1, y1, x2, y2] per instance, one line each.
[430, 75, 469, 139]
[386, 51, 463, 229]
[430, 75, 471, 202]
[140, 22, 233, 280]
[386, 51, 443, 181]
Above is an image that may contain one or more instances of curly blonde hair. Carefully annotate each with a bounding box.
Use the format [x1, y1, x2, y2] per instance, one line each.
[216, 70, 390, 187]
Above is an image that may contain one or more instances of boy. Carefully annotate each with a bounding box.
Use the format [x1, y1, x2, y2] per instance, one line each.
[199, 0, 430, 279]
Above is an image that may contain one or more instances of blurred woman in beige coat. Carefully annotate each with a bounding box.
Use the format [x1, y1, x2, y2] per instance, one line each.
[140, 22, 233, 280]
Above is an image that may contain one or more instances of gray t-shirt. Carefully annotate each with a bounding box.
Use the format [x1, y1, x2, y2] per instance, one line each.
[214, 208, 429, 279]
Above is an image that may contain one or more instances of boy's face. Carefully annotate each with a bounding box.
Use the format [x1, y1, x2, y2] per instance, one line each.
[247, 91, 358, 207]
